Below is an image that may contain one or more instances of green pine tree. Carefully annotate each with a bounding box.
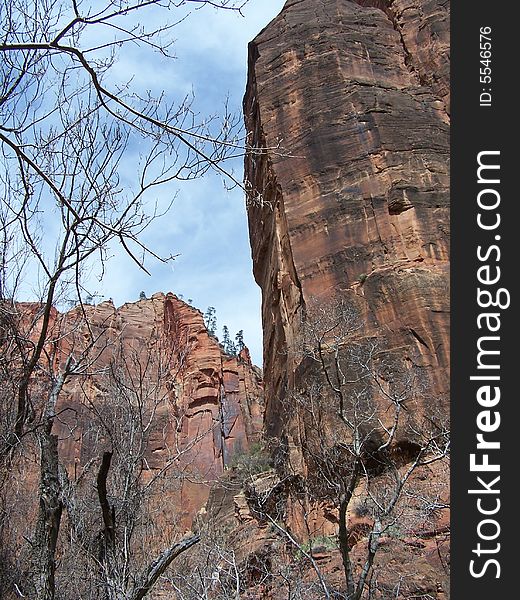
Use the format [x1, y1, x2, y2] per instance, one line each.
[235, 330, 245, 352]
[204, 307, 217, 337]
[222, 325, 236, 355]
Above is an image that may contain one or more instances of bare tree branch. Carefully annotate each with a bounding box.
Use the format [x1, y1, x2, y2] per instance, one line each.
[130, 534, 200, 600]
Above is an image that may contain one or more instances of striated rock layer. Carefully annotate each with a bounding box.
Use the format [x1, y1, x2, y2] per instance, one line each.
[242, 1, 450, 595]
[245, 0, 449, 443]
[32, 293, 263, 526]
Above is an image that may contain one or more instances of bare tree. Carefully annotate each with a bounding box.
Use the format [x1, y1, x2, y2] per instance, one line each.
[246, 298, 450, 599]
[70, 320, 203, 600]
[0, 3, 255, 597]
[0, 0, 254, 459]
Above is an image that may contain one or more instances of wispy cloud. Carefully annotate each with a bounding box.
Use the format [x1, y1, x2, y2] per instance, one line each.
[91, 0, 286, 365]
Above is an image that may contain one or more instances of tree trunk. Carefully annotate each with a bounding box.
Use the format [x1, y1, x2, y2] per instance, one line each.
[353, 518, 382, 600]
[338, 460, 361, 599]
[31, 431, 63, 600]
[338, 491, 355, 599]
[97, 451, 123, 600]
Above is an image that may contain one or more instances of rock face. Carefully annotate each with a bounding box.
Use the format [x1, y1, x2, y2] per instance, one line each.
[242, 0, 450, 596]
[49, 293, 263, 525]
[244, 0, 449, 440]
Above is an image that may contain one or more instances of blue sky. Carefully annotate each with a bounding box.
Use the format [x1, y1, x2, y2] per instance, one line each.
[91, 1, 286, 365]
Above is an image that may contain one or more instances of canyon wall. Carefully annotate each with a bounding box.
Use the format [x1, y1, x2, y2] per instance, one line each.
[245, 0, 449, 448]
[23, 293, 263, 526]
[239, 2, 450, 595]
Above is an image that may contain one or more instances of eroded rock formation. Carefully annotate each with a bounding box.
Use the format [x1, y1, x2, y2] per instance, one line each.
[23, 293, 263, 525]
[245, 0, 449, 448]
[240, 0, 450, 596]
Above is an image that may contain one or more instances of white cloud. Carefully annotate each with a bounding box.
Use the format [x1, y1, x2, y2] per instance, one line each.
[19, 0, 287, 366]
[99, 0, 286, 366]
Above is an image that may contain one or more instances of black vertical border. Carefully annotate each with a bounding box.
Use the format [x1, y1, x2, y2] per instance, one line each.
[451, 2, 514, 597]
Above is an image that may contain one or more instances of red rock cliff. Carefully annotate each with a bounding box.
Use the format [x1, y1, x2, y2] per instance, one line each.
[244, 0, 449, 442]
[43, 293, 263, 525]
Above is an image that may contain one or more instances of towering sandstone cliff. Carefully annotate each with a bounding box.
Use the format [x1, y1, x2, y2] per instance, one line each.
[235, 0, 450, 595]
[20, 293, 263, 526]
[244, 0, 449, 445]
